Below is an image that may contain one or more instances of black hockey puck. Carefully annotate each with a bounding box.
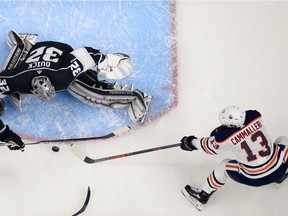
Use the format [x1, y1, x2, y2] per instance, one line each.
[52, 146, 59, 152]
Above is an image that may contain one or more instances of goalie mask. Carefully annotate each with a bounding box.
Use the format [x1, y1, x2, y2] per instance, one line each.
[31, 76, 56, 101]
[219, 106, 246, 128]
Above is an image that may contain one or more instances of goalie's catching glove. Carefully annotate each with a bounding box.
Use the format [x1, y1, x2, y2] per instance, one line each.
[97, 53, 133, 80]
[0, 126, 25, 151]
[180, 136, 198, 151]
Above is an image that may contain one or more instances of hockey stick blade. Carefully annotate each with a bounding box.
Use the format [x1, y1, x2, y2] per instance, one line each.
[0, 126, 131, 146]
[71, 143, 181, 164]
[72, 186, 91, 216]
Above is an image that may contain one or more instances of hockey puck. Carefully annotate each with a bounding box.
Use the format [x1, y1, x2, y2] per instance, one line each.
[52, 146, 59, 152]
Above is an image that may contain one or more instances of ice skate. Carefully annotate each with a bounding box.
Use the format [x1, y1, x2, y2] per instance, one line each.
[181, 185, 213, 211]
[275, 173, 287, 188]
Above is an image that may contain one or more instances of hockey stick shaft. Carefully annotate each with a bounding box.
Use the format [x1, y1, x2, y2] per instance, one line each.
[31, 126, 130, 144]
[72, 186, 91, 216]
[0, 126, 130, 146]
[71, 143, 181, 164]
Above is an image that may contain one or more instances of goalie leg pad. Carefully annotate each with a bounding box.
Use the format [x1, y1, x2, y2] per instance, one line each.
[2, 30, 25, 70]
[6, 30, 37, 65]
[7, 31, 37, 49]
[2, 30, 29, 111]
[6, 30, 23, 48]
[130, 94, 152, 123]
[68, 80, 151, 123]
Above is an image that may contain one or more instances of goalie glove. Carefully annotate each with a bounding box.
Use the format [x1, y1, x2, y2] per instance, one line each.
[0, 126, 25, 151]
[180, 136, 198, 151]
[97, 53, 133, 80]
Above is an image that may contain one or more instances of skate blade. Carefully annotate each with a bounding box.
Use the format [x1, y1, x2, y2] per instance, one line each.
[181, 188, 204, 211]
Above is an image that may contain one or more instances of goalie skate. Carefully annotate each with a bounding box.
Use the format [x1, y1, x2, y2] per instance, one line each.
[182, 186, 204, 211]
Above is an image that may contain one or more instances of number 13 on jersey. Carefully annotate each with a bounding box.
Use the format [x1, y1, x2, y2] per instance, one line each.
[240, 130, 271, 162]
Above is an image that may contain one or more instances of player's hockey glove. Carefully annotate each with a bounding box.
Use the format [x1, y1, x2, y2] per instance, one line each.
[97, 53, 133, 80]
[0, 126, 25, 151]
[180, 136, 198, 151]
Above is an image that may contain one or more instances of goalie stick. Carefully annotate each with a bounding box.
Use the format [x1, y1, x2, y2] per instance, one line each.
[72, 186, 91, 216]
[71, 142, 181, 164]
[0, 126, 131, 146]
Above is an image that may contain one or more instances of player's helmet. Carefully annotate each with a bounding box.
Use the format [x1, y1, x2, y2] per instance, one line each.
[31, 76, 56, 101]
[219, 106, 246, 128]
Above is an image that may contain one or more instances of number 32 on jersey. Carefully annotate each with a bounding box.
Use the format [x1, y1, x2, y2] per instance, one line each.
[0, 79, 10, 93]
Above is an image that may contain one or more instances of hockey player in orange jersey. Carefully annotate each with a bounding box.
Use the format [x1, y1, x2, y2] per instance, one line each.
[180, 106, 288, 211]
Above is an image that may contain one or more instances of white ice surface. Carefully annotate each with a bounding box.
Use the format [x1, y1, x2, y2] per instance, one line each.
[0, 1, 288, 216]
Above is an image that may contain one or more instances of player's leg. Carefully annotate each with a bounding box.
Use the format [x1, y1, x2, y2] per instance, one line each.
[2, 30, 25, 71]
[1, 30, 27, 112]
[3, 30, 37, 70]
[2, 30, 38, 112]
[274, 136, 288, 181]
[67, 71, 152, 123]
[182, 159, 232, 211]
[127, 85, 152, 123]
[273, 138, 288, 184]
[2, 30, 37, 111]
[274, 136, 288, 147]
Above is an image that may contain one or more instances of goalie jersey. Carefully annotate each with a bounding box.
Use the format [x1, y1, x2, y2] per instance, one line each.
[0, 41, 104, 95]
[192, 110, 288, 180]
